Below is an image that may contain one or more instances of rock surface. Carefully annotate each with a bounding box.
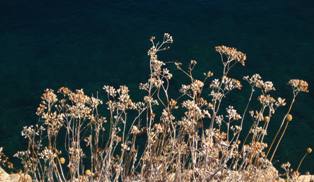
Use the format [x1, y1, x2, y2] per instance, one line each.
[0, 168, 32, 182]
[1, 166, 314, 182]
[298, 175, 314, 182]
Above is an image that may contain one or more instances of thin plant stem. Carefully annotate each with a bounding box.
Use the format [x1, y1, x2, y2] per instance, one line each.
[266, 94, 296, 158]
[296, 153, 308, 172]
[269, 120, 289, 162]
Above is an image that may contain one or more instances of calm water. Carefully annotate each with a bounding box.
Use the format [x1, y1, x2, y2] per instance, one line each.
[0, 0, 314, 172]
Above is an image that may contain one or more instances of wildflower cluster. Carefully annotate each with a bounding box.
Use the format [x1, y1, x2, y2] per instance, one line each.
[215, 45, 247, 66]
[0, 147, 13, 170]
[288, 79, 309, 93]
[6, 33, 311, 182]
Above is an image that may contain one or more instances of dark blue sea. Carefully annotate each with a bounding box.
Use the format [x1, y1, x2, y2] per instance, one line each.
[0, 0, 313, 172]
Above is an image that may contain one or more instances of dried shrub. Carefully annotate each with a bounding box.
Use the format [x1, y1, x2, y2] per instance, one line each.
[1, 33, 311, 182]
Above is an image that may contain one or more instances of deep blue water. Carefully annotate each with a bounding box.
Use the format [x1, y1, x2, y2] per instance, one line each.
[0, 0, 314, 172]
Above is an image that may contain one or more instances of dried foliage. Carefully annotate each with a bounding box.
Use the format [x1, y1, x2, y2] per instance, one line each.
[0, 33, 311, 182]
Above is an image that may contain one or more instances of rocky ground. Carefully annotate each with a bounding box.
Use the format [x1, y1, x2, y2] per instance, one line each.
[0, 168, 31, 182]
[1, 167, 313, 182]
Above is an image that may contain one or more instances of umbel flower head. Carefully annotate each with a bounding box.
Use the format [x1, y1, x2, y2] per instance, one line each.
[288, 79, 309, 93]
[215, 45, 247, 66]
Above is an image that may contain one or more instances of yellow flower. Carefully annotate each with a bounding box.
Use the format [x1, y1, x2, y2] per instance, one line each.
[85, 169, 92, 176]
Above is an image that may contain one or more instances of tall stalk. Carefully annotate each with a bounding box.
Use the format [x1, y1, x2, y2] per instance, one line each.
[266, 94, 296, 158]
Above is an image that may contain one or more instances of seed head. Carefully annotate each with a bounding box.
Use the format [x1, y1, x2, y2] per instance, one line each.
[307, 147, 312, 154]
[285, 114, 293, 122]
[263, 116, 270, 123]
[59, 157, 66, 164]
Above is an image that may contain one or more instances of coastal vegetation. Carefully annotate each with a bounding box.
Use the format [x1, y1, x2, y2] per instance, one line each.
[0, 33, 311, 181]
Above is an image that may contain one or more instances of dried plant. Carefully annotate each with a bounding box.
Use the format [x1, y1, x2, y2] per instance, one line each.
[1, 33, 311, 182]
